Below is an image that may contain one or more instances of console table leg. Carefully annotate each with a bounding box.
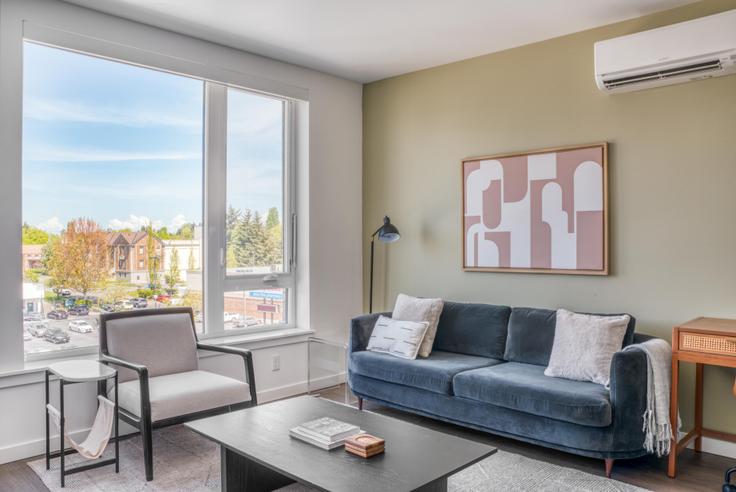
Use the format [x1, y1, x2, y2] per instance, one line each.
[695, 363, 703, 452]
[668, 358, 679, 478]
[221, 446, 295, 492]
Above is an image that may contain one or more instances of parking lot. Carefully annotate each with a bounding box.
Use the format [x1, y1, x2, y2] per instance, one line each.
[24, 312, 100, 355]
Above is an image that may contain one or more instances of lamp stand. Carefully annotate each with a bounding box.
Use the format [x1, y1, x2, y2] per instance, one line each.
[369, 237, 375, 313]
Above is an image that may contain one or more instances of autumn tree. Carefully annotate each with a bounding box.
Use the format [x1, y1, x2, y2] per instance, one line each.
[47, 218, 109, 298]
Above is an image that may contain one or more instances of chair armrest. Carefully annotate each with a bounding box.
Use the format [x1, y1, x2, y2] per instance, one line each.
[100, 354, 149, 377]
[197, 342, 258, 405]
[349, 312, 390, 353]
[100, 354, 151, 421]
[609, 348, 648, 449]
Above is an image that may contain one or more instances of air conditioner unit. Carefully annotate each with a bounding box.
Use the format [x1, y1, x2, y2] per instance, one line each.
[595, 9, 736, 93]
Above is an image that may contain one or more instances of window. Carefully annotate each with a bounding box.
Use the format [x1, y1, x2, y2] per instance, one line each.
[21, 41, 296, 358]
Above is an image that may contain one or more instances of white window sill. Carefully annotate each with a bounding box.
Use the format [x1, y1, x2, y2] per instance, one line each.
[0, 326, 314, 388]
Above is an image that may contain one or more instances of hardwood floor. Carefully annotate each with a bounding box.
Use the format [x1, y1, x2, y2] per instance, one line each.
[1, 385, 732, 491]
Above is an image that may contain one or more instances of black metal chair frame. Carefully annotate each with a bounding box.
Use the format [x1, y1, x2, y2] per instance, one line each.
[97, 307, 258, 481]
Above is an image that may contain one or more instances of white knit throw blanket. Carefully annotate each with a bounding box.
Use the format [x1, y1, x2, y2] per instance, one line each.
[623, 338, 675, 457]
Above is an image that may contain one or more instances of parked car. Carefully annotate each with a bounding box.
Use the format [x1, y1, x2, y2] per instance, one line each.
[224, 312, 240, 323]
[120, 300, 135, 310]
[26, 320, 50, 337]
[44, 328, 70, 344]
[68, 304, 90, 316]
[47, 310, 69, 320]
[60, 289, 72, 297]
[131, 298, 148, 308]
[68, 319, 94, 333]
[23, 313, 42, 322]
[235, 317, 261, 328]
[23, 330, 32, 341]
[154, 294, 171, 303]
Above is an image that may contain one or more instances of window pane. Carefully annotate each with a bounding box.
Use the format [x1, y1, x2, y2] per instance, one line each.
[225, 88, 285, 276]
[22, 43, 204, 356]
[224, 289, 286, 330]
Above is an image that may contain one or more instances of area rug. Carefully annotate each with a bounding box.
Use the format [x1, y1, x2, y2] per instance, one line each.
[29, 425, 649, 491]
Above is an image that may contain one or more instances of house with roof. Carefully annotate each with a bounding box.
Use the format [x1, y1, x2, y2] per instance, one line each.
[107, 231, 164, 285]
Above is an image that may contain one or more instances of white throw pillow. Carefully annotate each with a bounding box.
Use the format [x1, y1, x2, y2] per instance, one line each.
[392, 293, 444, 358]
[544, 309, 631, 387]
[367, 315, 429, 360]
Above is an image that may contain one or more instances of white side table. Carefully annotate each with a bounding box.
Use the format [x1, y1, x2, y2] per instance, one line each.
[307, 337, 354, 404]
[45, 360, 119, 487]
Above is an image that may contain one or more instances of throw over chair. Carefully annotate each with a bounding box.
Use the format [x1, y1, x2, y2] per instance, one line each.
[98, 307, 257, 481]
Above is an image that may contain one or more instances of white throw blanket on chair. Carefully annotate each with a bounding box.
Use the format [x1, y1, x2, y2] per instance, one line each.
[47, 395, 115, 460]
[623, 338, 676, 457]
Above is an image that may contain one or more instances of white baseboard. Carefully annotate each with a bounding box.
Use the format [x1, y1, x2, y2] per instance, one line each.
[0, 374, 346, 465]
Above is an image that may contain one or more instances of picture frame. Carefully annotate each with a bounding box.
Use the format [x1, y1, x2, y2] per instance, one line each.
[461, 142, 608, 275]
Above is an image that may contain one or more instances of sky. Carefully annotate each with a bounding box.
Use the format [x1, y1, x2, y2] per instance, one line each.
[22, 42, 284, 234]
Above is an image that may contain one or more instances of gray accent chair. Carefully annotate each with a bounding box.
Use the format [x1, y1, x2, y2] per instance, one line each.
[98, 307, 257, 481]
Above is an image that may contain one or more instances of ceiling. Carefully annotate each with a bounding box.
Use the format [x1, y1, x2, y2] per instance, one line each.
[63, 0, 696, 83]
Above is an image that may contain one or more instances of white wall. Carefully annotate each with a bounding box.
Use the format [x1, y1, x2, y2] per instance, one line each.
[0, 0, 362, 463]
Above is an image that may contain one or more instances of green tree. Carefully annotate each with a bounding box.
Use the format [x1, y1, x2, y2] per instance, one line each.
[164, 248, 180, 294]
[145, 224, 161, 289]
[176, 223, 195, 239]
[22, 223, 51, 245]
[266, 207, 279, 229]
[188, 248, 197, 271]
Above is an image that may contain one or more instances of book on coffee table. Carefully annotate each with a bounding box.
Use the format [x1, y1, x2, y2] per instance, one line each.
[290, 417, 361, 450]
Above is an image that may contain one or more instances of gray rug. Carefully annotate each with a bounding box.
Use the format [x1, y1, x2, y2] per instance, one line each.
[29, 426, 649, 491]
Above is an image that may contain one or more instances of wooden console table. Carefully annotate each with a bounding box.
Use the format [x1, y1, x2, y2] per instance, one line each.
[669, 317, 736, 478]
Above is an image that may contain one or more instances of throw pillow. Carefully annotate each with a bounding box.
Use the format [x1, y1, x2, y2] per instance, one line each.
[544, 309, 631, 387]
[392, 293, 444, 357]
[367, 315, 429, 360]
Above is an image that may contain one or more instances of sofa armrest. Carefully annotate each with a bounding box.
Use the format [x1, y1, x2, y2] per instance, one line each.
[609, 347, 648, 449]
[349, 312, 390, 353]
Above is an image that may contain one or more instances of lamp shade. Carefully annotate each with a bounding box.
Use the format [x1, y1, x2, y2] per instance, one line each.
[377, 216, 400, 243]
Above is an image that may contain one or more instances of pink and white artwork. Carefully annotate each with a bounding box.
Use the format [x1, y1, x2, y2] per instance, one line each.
[462, 143, 608, 275]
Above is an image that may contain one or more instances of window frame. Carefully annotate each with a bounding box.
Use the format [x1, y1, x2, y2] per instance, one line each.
[19, 33, 300, 361]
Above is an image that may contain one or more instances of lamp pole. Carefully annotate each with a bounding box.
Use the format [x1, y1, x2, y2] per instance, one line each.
[368, 216, 400, 313]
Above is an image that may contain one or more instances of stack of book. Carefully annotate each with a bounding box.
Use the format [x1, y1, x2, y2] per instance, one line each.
[289, 417, 361, 450]
[344, 433, 385, 458]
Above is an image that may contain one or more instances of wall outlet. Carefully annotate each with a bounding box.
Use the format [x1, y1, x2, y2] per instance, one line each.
[271, 355, 280, 371]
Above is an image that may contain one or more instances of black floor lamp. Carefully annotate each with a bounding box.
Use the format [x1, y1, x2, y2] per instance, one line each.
[369, 216, 400, 313]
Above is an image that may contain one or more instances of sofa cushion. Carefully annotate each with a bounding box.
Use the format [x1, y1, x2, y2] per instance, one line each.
[350, 350, 501, 395]
[453, 362, 612, 427]
[432, 301, 511, 359]
[504, 307, 637, 366]
[114, 370, 250, 422]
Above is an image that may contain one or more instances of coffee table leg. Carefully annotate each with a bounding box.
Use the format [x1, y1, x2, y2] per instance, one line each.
[414, 477, 448, 491]
[220, 445, 295, 492]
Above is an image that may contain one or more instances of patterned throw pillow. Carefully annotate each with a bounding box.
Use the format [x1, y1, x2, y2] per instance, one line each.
[367, 315, 430, 360]
[392, 294, 444, 358]
[544, 309, 631, 387]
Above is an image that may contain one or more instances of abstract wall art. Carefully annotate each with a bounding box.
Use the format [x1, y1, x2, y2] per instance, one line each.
[462, 143, 608, 275]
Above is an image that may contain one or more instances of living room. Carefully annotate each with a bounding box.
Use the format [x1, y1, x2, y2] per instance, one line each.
[1, 0, 735, 490]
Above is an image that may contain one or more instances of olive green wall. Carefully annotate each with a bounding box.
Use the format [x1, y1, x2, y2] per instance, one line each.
[363, 0, 736, 438]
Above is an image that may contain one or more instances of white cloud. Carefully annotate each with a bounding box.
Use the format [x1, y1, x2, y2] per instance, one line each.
[169, 214, 189, 230]
[108, 215, 162, 231]
[37, 216, 63, 233]
[24, 145, 199, 163]
[24, 97, 201, 129]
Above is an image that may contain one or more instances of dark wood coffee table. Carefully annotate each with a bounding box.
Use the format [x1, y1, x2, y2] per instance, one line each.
[186, 396, 496, 492]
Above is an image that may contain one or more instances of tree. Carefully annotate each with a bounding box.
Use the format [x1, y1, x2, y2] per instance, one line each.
[22, 223, 51, 245]
[102, 280, 131, 306]
[145, 224, 161, 289]
[47, 218, 109, 298]
[164, 248, 180, 294]
[188, 248, 197, 271]
[176, 223, 195, 240]
[266, 207, 279, 229]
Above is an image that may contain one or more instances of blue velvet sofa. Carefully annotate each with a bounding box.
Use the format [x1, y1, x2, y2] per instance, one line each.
[347, 301, 657, 477]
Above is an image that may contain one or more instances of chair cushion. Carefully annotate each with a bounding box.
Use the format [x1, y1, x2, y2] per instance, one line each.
[350, 350, 501, 395]
[504, 307, 638, 367]
[432, 301, 511, 359]
[114, 370, 250, 422]
[453, 362, 612, 427]
[105, 312, 199, 382]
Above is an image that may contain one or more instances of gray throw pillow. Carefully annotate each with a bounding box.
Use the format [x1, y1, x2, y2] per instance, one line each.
[544, 309, 630, 387]
[392, 293, 444, 358]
